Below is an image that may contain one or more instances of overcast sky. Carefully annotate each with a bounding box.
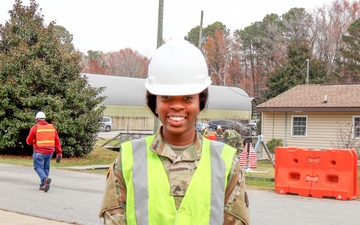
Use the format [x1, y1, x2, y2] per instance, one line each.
[1, 0, 337, 56]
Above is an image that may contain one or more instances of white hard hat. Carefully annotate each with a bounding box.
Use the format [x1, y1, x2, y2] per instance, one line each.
[217, 125, 221, 129]
[35, 111, 46, 119]
[202, 126, 205, 130]
[145, 40, 212, 95]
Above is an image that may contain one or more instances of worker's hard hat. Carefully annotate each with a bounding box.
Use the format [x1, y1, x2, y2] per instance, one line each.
[145, 40, 211, 96]
[202, 126, 205, 130]
[35, 111, 46, 119]
[217, 125, 221, 129]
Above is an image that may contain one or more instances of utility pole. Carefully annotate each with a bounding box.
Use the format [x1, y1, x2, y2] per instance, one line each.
[305, 59, 309, 85]
[157, 0, 164, 48]
[198, 11, 203, 50]
[153, 0, 164, 133]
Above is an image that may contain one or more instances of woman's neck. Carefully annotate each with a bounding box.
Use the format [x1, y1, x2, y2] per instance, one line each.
[161, 128, 196, 146]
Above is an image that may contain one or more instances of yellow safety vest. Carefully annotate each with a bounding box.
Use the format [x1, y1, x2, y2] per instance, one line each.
[122, 135, 236, 225]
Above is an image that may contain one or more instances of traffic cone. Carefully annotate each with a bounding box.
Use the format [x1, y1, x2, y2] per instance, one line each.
[249, 143, 257, 169]
[239, 143, 248, 169]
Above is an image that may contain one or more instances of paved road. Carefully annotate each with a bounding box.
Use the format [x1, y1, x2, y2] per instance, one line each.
[97, 131, 121, 139]
[0, 163, 359, 225]
[0, 163, 104, 225]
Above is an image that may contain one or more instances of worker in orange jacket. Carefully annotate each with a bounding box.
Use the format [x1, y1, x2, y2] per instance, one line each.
[26, 111, 62, 192]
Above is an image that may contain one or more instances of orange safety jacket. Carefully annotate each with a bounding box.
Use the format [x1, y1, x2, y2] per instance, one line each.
[36, 124, 56, 147]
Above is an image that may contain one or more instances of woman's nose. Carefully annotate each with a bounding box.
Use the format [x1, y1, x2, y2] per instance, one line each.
[170, 100, 185, 111]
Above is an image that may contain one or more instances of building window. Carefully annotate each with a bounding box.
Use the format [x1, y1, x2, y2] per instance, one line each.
[292, 116, 307, 137]
[353, 116, 360, 138]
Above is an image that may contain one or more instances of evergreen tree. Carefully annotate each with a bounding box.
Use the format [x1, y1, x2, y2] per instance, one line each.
[338, 17, 360, 82]
[263, 42, 327, 100]
[0, 0, 105, 156]
[185, 21, 229, 49]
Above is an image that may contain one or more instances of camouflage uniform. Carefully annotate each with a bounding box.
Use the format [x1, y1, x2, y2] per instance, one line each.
[224, 129, 237, 148]
[216, 129, 224, 137]
[99, 127, 250, 225]
[216, 129, 224, 142]
[232, 129, 242, 149]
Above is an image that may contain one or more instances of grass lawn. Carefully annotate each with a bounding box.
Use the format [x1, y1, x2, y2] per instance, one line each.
[245, 160, 275, 191]
[0, 140, 119, 168]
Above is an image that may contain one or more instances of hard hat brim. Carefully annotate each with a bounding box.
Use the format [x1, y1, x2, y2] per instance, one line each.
[145, 79, 211, 96]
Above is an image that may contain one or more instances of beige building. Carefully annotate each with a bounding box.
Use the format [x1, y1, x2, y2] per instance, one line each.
[256, 84, 360, 152]
[84, 73, 253, 131]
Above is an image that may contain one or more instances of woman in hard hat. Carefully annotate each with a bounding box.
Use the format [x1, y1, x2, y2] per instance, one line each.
[99, 40, 249, 225]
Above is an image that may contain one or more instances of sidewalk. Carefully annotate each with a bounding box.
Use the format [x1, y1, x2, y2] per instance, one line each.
[61, 164, 110, 170]
[0, 209, 72, 225]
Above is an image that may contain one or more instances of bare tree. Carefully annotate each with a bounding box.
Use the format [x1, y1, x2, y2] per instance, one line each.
[103, 49, 149, 78]
[331, 123, 360, 158]
[312, 0, 360, 75]
[203, 29, 231, 86]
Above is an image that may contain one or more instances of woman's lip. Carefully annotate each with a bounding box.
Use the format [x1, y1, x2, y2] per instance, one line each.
[167, 116, 186, 126]
[168, 116, 186, 121]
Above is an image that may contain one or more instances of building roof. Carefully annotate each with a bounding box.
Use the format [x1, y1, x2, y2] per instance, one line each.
[84, 73, 147, 106]
[256, 84, 360, 112]
[84, 73, 252, 111]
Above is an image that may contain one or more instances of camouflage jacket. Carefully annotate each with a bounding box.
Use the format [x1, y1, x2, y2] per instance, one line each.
[216, 129, 224, 136]
[99, 127, 250, 225]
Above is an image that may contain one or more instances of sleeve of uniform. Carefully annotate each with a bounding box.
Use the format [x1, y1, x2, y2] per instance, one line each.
[26, 125, 36, 145]
[99, 155, 127, 225]
[224, 157, 250, 225]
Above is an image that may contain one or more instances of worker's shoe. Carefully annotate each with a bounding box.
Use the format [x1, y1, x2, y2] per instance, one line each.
[43, 178, 52, 193]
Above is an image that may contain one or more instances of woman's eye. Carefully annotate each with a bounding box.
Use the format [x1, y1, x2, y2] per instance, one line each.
[184, 96, 193, 100]
[161, 96, 171, 99]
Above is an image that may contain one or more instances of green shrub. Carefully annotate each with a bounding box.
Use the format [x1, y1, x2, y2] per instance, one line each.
[266, 138, 283, 154]
[0, 1, 105, 157]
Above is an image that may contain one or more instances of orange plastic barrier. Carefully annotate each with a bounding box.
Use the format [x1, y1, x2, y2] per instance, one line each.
[310, 149, 358, 200]
[275, 147, 359, 200]
[204, 135, 217, 141]
[275, 147, 312, 197]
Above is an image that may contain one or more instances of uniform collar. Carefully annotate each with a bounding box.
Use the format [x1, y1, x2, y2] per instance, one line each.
[149, 126, 203, 161]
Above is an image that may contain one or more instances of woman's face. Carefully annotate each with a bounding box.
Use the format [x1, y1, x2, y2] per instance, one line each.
[156, 94, 200, 145]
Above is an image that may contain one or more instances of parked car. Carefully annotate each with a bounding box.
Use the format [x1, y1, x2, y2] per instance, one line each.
[249, 119, 259, 127]
[248, 120, 259, 136]
[208, 119, 233, 130]
[208, 119, 252, 136]
[247, 125, 257, 136]
[195, 122, 210, 133]
[100, 116, 113, 132]
[235, 121, 253, 136]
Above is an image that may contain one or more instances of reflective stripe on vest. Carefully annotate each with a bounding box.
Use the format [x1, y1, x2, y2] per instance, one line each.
[122, 135, 236, 225]
[36, 124, 56, 147]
